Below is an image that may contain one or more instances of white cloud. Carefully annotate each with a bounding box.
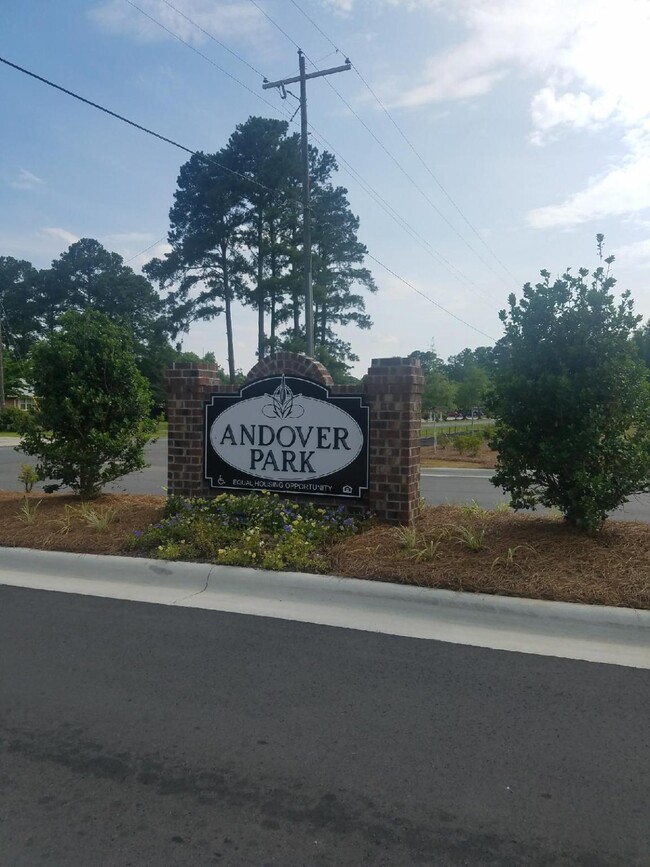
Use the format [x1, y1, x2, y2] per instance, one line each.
[528, 125, 650, 228]
[390, 0, 650, 130]
[9, 169, 45, 190]
[90, 0, 262, 45]
[42, 227, 80, 246]
[374, 0, 650, 227]
[615, 238, 650, 269]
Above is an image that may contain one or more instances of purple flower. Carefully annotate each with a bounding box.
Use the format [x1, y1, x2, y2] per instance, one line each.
[133, 529, 143, 537]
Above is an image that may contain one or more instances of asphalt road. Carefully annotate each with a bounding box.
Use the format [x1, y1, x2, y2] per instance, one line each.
[4, 437, 650, 520]
[1, 585, 648, 866]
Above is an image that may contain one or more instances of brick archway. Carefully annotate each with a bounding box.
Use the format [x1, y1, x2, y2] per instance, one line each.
[245, 352, 333, 388]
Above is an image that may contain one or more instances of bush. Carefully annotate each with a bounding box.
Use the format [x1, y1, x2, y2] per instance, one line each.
[454, 433, 483, 456]
[480, 424, 496, 443]
[128, 491, 369, 571]
[0, 407, 25, 432]
[491, 244, 650, 531]
[18, 309, 156, 497]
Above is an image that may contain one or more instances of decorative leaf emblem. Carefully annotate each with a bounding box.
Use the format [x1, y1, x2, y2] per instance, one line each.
[262, 375, 304, 419]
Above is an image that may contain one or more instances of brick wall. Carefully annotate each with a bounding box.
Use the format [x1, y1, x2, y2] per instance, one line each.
[167, 353, 424, 523]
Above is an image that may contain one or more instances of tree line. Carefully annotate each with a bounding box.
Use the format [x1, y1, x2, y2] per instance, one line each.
[0, 115, 376, 410]
[409, 345, 496, 418]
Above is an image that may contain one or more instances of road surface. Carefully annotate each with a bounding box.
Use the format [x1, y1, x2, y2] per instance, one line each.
[3, 437, 650, 520]
[1, 585, 648, 866]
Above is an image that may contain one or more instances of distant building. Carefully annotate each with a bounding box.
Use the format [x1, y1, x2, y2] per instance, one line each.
[4, 380, 35, 411]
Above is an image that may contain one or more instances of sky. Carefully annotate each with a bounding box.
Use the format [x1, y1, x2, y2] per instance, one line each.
[1, 0, 650, 377]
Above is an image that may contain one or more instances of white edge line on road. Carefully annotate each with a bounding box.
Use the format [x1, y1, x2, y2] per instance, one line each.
[1, 548, 648, 670]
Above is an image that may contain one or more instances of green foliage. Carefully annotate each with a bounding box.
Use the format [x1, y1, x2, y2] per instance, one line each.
[18, 463, 40, 493]
[422, 369, 456, 415]
[147, 116, 375, 377]
[480, 424, 496, 443]
[0, 407, 25, 431]
[454, 364, 489, 414]
[454, 433, 483, 456]
[491, 245, 650, 531]
[18, 309, 156, 498]
[129, 491, 368, 571]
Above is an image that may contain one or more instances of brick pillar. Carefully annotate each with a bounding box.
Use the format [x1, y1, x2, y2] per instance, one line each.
[365, 357, 424, 524]
[166, 362, 222, 497]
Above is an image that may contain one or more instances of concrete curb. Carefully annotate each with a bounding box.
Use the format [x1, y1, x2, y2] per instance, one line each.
[0, 545, 648, 625]
[1, 547, 649, 670]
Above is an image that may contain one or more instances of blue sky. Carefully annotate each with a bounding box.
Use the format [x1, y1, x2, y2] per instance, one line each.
[2, 0, 649, 376]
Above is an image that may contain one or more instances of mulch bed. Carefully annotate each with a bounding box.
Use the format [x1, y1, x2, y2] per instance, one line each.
[331, 505, 650, 610]
[1, 493, 648, 610]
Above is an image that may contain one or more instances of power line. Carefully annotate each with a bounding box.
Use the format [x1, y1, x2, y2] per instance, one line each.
[132, 0, 495, 305]
[306, 124, 498, 310]
[124, 236, 168, 264]
[365, 252, 498, 343]
[286, 0, 339, 52]
[125, 0, 292, 121]
[0, 54, 303, 211]
[312, 62, 510, 287]
[0, 55, 497, 340]
[156, 0, 266, 79]
[350, 63, 520, 285]
[247, 0, 302, 51]
[274, 0, 518, 287]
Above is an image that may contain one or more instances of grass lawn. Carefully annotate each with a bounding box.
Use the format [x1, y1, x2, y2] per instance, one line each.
[0, 491, 647, 610]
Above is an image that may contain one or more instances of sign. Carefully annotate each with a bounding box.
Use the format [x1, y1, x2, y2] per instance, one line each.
[205, 375, 369, 498]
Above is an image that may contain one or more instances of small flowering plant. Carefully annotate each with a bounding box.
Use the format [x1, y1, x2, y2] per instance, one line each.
[127, 491, 370, 571]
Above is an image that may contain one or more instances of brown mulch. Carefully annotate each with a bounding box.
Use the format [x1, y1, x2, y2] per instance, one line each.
[0, 492, 165, 556]
[421, 443, 497, 469]
[1, 492, 648, 610]
[331, 504, 650, 610]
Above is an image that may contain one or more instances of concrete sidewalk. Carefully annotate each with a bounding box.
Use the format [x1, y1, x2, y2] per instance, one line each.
[1, 546, 648, 669]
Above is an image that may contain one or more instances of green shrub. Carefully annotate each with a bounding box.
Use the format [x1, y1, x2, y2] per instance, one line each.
[129, 491, 370, 572]
[18, 309, 156, 497]
[0, 407, 25, 432]
[480, 424, 496, 442]
[491, 242, 650, 531]
[454, 433, 483, 456]
[18, 463, 40, 493]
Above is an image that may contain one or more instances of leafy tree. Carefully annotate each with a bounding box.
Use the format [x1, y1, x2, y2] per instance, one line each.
[422, 369, 456, 417]
[446, 345, 497, 380]
[0, 256, 41, 357]
[490, 246, 650, 531]
[227, 116, 300, 359]
[145, 151, 249, 383]
[42, 239, 162, 339]
[0, 256, 40, 408]
[311, 184, 376, 347]
[454, 364, 489, 415]
[18, 309, 156, 497]
[409, 347, 443, 377]
[151, 116, 375, 375]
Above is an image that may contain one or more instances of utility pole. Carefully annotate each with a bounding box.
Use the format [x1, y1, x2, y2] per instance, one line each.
[0, 317, 4, 411]
[263, 49, 350, 358]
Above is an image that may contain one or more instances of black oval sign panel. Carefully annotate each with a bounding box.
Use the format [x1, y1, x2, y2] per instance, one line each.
[205, 375, 369, 498]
